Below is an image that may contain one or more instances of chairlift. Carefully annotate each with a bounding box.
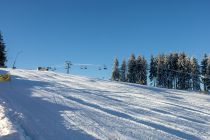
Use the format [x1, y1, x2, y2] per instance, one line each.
[103, 65, 107, 70]
[80, 66, 87, 70]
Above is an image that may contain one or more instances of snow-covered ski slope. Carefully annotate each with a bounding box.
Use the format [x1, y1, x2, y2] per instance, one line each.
[0, 69, 210, 140]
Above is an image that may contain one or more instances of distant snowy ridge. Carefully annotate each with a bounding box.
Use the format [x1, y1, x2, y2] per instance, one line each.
[0, 68, 210, 140]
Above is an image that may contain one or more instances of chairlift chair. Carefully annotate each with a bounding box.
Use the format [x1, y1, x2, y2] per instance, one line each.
[103, 65, 107, 70]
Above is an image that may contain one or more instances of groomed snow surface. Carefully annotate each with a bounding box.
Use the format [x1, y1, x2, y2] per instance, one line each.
[0, 69, 210, 140]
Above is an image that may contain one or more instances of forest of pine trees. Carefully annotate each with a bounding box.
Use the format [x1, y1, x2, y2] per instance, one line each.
[112, 54, 148, 85]
[0, 32, 7, 67]
[112, 53, 210, 93]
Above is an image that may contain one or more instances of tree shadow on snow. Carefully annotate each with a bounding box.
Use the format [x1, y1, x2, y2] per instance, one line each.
[65, 94, 201, 140]
[122, 82, 189, 95]
[0, 75, 96, 140]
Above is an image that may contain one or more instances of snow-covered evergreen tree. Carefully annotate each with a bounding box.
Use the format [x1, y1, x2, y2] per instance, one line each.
[185, 57, 192, 90]
[0, 32, 7, 67]
[149, 55, 157, 86]
[171, 53, 179, 89]
[136, 55, 143, 84]
[206, 57, 210, 91]
[164, 55, 171, 88]
[177, 54, 186, 89]
[111, 58, 120, 81]
[156, 53, 179, 89]
[157, 54, 165, 87]
[127, 54, 136, 83]
[177, 53, 186, 90]
[190, 57, 201, 91]
[165, 53, 176, 89]
[201, 54, 208, 91]
[120, 59, 127, 82]
[142, 56, 147, 85]
[136, 55, 147, 85]
[177, 53, 191, 90]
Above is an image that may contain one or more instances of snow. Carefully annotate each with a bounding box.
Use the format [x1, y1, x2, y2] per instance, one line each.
[0, 68, 210, 140]
[0, 98, 27, 140]
[0, 101, 13, 137]
[0, 70, 8, 75]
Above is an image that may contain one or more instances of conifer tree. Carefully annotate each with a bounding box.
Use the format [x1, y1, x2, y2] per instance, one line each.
[165, 53, 175, 89]
[136, 55, 147, 85]
[177, 53, 186, 90]
[164, 55, 170, 88]
[190, 57, 201, 91]
[149, 55, 157, 86]
[201, 54, 208, 91]
[111, 58, 120, 81]
[127, 54, 136, 83]
[136, 55, 143, 84]
[185, 57, 192, 89]
[177, 53, 191, 90]
[156, 54, 165, 87]
[0, 32, 7, 67]
[120, 59, 127, 82]
[206, 57, 210, 91]
[142, 56, 147, 85]
[171, 53, 179, 89]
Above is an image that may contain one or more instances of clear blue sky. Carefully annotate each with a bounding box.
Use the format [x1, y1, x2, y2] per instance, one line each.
[0, 0, 210, 79]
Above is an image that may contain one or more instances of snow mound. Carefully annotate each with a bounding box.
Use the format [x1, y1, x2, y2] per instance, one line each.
[0, 68, 210, 140]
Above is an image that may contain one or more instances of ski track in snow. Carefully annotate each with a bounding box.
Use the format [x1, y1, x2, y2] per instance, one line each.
[0, 68, 210, 140]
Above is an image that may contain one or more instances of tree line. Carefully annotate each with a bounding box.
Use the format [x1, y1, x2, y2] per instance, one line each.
[0, 32, 7, 67]
[112, 53, 210, 92]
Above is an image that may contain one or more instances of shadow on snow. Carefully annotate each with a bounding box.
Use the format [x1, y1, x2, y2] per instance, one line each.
[0, 75, 96, 140]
